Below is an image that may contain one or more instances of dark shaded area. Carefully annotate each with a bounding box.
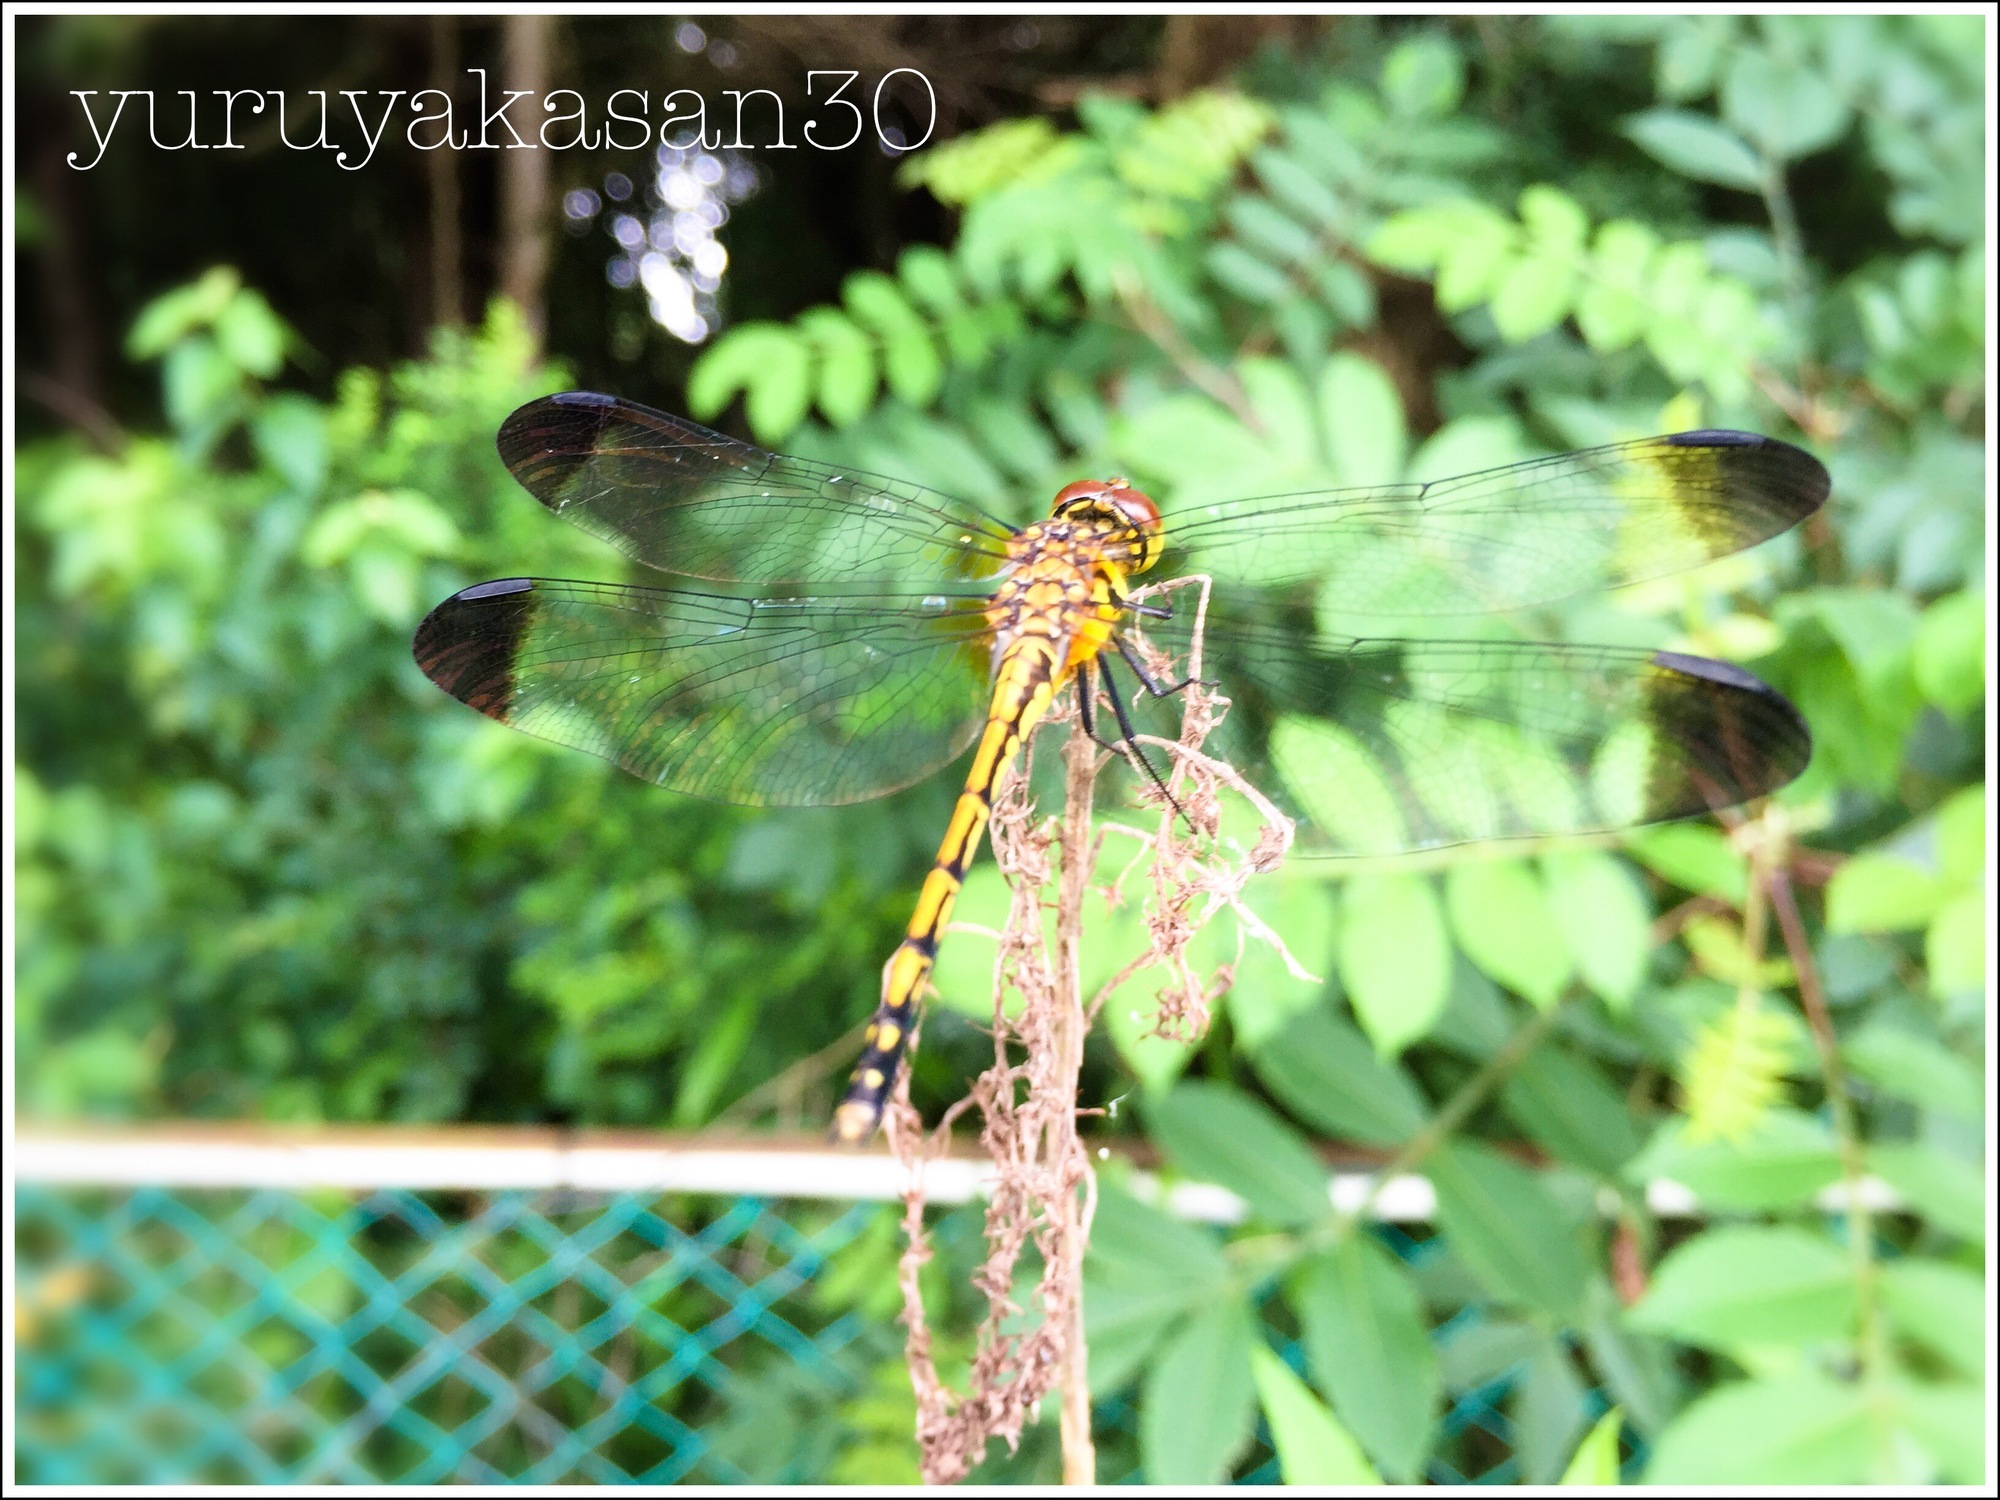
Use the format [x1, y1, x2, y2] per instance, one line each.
[14, 13, 1188, 441]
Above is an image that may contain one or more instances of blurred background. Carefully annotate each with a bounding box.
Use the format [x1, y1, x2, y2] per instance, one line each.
[13, 12, 1988, 1486]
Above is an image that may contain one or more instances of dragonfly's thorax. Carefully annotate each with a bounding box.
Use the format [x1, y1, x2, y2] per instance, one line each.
[986, 510, 1148, 679]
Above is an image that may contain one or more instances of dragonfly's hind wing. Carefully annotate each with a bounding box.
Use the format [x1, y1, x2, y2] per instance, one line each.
[1119, 598, 1810, 858]
[414, 579, 994, 805]
[1163, 431, 1828, 614]
[499, 392, 1017, 588]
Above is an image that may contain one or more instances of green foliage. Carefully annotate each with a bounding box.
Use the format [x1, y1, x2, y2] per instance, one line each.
[1559, 1409, 1624, 1485]
[1292, 1235, 1439, 1479]
[1677, 1003, 1798, 1144]
[20, 12, 1985, 1486]
[1248, 1345, 1382, 1484]
[17, 289, 946, 1129]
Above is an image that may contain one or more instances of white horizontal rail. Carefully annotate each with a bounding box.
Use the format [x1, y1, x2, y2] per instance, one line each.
[13, 1129, 1901, 1223]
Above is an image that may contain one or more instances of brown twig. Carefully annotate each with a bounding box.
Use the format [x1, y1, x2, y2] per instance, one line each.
[1760, 813, 1887, 1395]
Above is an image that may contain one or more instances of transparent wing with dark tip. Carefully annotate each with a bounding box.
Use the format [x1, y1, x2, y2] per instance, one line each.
[498, 392, 1019, 587]
[1162, 431, 1829, 615]
[1114, 595, 1811, 858]
[414, 578, 996, 805]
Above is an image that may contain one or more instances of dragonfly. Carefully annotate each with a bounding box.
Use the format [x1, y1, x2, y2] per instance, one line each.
[413, 391, 1827, 1144]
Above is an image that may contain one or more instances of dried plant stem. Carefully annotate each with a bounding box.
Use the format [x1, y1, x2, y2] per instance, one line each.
[888, 732, 1104, 1485]
[887, 587, 1288, 1485]
[1051, 727, 1099, 1485]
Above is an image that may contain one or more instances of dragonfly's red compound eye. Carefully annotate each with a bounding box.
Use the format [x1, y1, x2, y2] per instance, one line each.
[1052, 479, 1112, 511]
[1052, 479, 1160, 530]
[1104, 484, 1161, 532]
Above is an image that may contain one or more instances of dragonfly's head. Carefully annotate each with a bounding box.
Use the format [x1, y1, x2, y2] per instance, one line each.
[1051, 478, 1165, 574]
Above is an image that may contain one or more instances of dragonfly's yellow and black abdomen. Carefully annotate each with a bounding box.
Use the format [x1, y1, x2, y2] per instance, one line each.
[830, 491, 1164, 1144]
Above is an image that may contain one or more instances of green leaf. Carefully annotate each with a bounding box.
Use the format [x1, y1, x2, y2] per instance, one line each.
[1272, 295, 1333, 373]
[1430, 956, 1514, 1059]
[1826, 852, 1947, 933]
[1112, 394, 1264, 491]
[1312, 262, 1376, 326]
[1141, 1296, 1258, 1483]
[1575, 278, 1649, 352]
[1237, 356, 1318, 471]
[1645, 1372, 1875, 1483]
[162, 336, 239, 435]
[1146, 1081, 1331, 1227]
[670, 991, 757, 1125]
[1103, 972, 1197, 1094]
[1622, 109, 1765, 191]
[1501, 1044, 1642, 1176]
[1881, 1260, 1984, 1380]
[1657, 16, 1729, 98]
[1624, 824, 1747, 902]
[1626, 1111, 1841, 1212]
[1560, 1409, 1624, 1485]
[1436, 1317, 1541, 1393]
[1446, 859, 1572, 1009]
[1542, 851, 1651, 1010]
[1489, 253, 1577, 342]
[1936, 784, 1986, 888]
[1514, 1333, 1592, 1483]
[1380, 34, 1464, 118]
[881, 325, 943, 408]
[1250, 1005, 1428, 1145]
[1428, 1141, 1588, 1318]
[1631, 1226, 1856, 1349]
[1221, 880, 1335, 1049]
[1206, 241, 1292, 304]
[686, 323, 812, 443]
[1226, 196, 1319, 266]
[214, 288, 287, 378]
[1087, 1182, 1231, 1288]
[250, 395, 329, 496]
[1842, 1023, 1982, 1120]
[1869, 1143, 1984, 1243]
[1926, 891, 1986, 996]
[797, 309, 877, 428]
[1338, 873, 1451, 1055]
[1720, 47, 1850, 160]
[1804, 585, 1923, 696]
[1317, 350, 1408, 485]
[895, 243, 961, 313]
[1087, 1184, 1231, 1394]
[1365, 203, 1456, 274]
[126, 265, 241, 358]
[1291, 1236, 1439, 1481]
[1404, 412, 1528, 487]
[841, 269, 919, 334]
[1889, 1377, 1987, 1484]
[1433, 207, 1517, 313]
[841, 273, 941, 408]
[1249, 1345, 1383, 1485]
[1253, 148, 1341, 227]
[1519, 185, 1589, 256]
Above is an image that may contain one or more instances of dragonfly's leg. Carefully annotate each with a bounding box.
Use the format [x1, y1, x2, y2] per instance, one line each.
[1115, 634, 1216, 698]
[1075, 660, 1128, 757]
[1095, 653, 1190, 822]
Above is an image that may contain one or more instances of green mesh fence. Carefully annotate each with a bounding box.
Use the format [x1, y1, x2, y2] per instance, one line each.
[15, 1184, 1631, 1483]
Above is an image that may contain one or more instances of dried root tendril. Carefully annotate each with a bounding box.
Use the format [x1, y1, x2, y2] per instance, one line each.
[889, 573, 1303, 1485]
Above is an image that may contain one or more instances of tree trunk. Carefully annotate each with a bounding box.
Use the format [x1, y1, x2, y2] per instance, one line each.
[428, 15, 464, 330]
[498, 14, 552, 350]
